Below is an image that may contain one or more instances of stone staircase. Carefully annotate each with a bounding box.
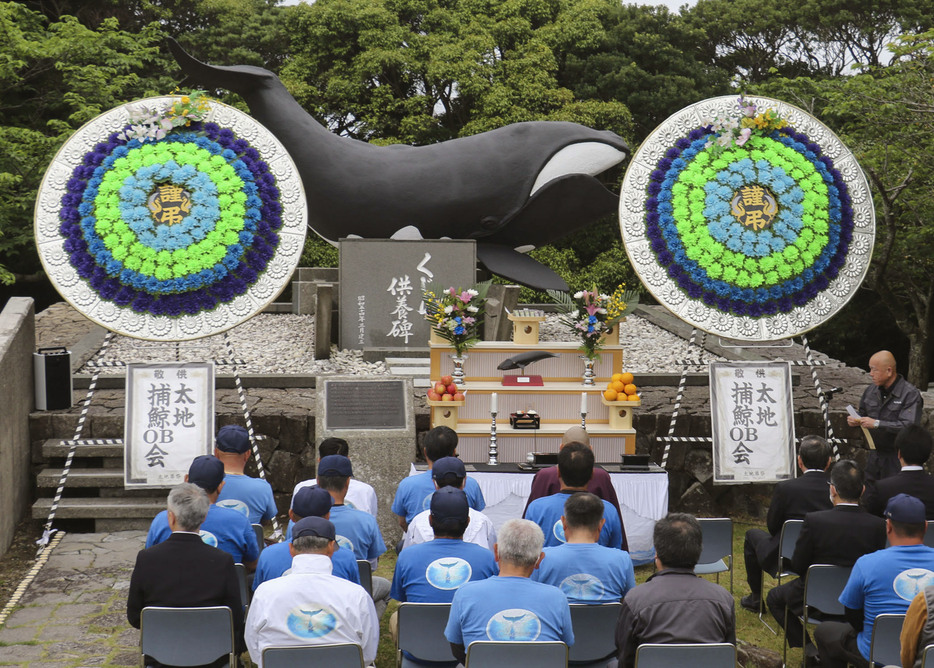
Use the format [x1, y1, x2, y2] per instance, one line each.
[33, 438, 170, 531]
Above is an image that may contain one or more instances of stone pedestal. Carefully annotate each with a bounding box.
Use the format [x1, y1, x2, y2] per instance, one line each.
[316, 376, 415, 546]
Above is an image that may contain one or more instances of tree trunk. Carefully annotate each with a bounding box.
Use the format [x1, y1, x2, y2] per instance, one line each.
[907, 329, 931, 391]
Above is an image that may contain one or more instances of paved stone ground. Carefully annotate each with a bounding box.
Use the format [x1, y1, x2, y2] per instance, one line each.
[0, 531, 144, 667]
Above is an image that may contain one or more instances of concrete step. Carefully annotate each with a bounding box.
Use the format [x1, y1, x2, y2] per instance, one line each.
[389, 366, 432, 376]
[385, 357, 429, 366]
[37, 468, 125, 488]
[32, 496, 166, 520]
[41, 439, 124, 458]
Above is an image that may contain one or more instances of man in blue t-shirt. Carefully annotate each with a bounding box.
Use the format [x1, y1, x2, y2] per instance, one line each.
[524, 442, 626, 550]
[815, 493, 934, 667]
[213, 424, 278, 525]
[146, 455, 259, 570]
[391, 487, 497, 659]
[392, 426, 485, 529]
[444, 519, 574, 664]
[533, 492, 635, 603]
[317, 454, 391, 617]
[253, 486, 360, 590]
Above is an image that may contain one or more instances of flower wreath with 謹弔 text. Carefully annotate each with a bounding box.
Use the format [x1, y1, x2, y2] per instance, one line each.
[58, 94, 283, 318]
[643, 97, 853, 319]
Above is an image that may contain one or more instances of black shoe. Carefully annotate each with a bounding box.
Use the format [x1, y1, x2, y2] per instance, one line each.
[740, 594, 762, 613]
[802, 642, 821, 666]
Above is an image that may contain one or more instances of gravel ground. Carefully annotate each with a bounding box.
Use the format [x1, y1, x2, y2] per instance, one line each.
[77, 312, 721, 375]
[77, 313, 389, 375]
[539, 314, 725, 372]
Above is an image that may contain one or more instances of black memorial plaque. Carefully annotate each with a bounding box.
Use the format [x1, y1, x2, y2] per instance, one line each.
[339, 239, 476, 350]
[325, 379, 408, 430]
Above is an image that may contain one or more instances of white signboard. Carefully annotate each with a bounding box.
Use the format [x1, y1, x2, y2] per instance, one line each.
[710, 361, 795, 484]
[124, 362, 215, 487]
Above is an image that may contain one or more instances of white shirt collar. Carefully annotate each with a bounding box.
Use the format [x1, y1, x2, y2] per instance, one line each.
[289, 553, 333, 575]
[902, 466, 924, 471]
[803, 469, 825, 474]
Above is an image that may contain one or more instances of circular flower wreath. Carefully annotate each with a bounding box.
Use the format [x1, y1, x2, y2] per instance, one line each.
[58, 121, 282, 317]
[643, 122, 853, 319]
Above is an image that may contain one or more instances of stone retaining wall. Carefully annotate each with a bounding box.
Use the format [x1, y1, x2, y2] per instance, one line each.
[0, 298, 35, 556]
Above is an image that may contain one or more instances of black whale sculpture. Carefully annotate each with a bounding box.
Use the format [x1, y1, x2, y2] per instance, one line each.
[169, 40, 630, 291]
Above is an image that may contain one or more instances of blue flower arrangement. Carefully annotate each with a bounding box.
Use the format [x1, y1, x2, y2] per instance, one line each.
[59, 115, 283, 318]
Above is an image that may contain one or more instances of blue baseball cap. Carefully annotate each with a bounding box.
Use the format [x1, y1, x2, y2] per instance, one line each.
[188, 455, 225, 492]
[292, 486, 332, 518]
[885, 493, 926, 524]
[318, 454, 353, 477]
[215, 425, 250, 454]
[432, 456, 466, 483]
[430, 486, 469, 522]
[292, 516, 336, 541]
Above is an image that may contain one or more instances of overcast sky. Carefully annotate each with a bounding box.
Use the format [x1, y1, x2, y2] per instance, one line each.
[279, 0, 698, 11]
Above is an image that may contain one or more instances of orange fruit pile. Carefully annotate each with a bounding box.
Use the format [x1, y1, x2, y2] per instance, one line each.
[603, 372, 639, 402]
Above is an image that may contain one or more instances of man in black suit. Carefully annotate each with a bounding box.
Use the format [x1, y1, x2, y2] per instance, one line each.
[863, 424, 934, 519]
[765, 459, 886, 663]
[741, 436, 833, 613]
[127, 483, 245, 667]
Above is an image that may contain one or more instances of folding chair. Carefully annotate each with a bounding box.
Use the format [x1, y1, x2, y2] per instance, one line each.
[923, 643, 934, 667]
[761, 519, 804, 634]
[694, 518, 733, 593]
[396, 602, 458, 667]
[869, 613, 905, 668]
[925, 521, 934, 549]
[634, 642, 736, 667]
[465, 640, 569, 667]
[783, 564, 851, 666]
[234, 562, 249, 611]
[568, 603, 621, 667]
[140, 606, 235, 667]
[252, 523, 265, 554]
[357, 559, 373, 596]
[262, 643, 364, 667]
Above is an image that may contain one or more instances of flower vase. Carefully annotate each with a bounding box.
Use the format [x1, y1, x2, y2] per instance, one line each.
[581, 356, 596, 386]
[451, 354, 468, 387]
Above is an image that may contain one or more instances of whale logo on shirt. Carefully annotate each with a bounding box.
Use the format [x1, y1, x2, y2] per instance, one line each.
[894, 568, 934, 601]
[285, 606, 338, 639]
[560, 574, 605, 601]
[199, 530, 218, 547]
[552, 520, 567, 543]
[216, 499, 250, 517]
[486, 609, 541, 641]
[426, 557, 472, 590]
[336, 534, 355, 554]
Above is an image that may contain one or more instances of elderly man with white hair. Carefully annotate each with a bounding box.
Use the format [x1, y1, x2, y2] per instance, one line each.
[444, 518, 574, 664]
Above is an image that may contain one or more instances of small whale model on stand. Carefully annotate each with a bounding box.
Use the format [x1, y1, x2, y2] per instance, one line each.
[168, 40, 630, 291]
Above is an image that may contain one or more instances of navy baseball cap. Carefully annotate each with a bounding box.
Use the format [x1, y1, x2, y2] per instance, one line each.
[430, 486, 469, 522]
[432, 456, 466, 483]
[318, 454, 353, 477]
[188, 455, 225, 491]
[215, 425, 251, 453]
[292, 486, 332, 518]
[885, 493, 926, 524]
[292, 516, 336, 541]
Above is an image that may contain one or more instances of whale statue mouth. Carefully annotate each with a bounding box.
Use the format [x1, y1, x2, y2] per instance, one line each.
[530, 142, 628, 197]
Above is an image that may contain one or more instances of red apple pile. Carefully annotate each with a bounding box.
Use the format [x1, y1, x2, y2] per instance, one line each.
[427, 375, 465, 402]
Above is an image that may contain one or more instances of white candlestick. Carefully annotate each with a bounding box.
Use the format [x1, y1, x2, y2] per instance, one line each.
[580, 392, 587, 414]
[490, 392, 498, 414]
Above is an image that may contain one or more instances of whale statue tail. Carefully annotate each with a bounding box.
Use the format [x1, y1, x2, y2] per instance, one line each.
[168, 38, 276, 93]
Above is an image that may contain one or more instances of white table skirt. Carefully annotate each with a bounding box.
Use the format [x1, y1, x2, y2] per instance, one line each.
[407, 465, 668, 565]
